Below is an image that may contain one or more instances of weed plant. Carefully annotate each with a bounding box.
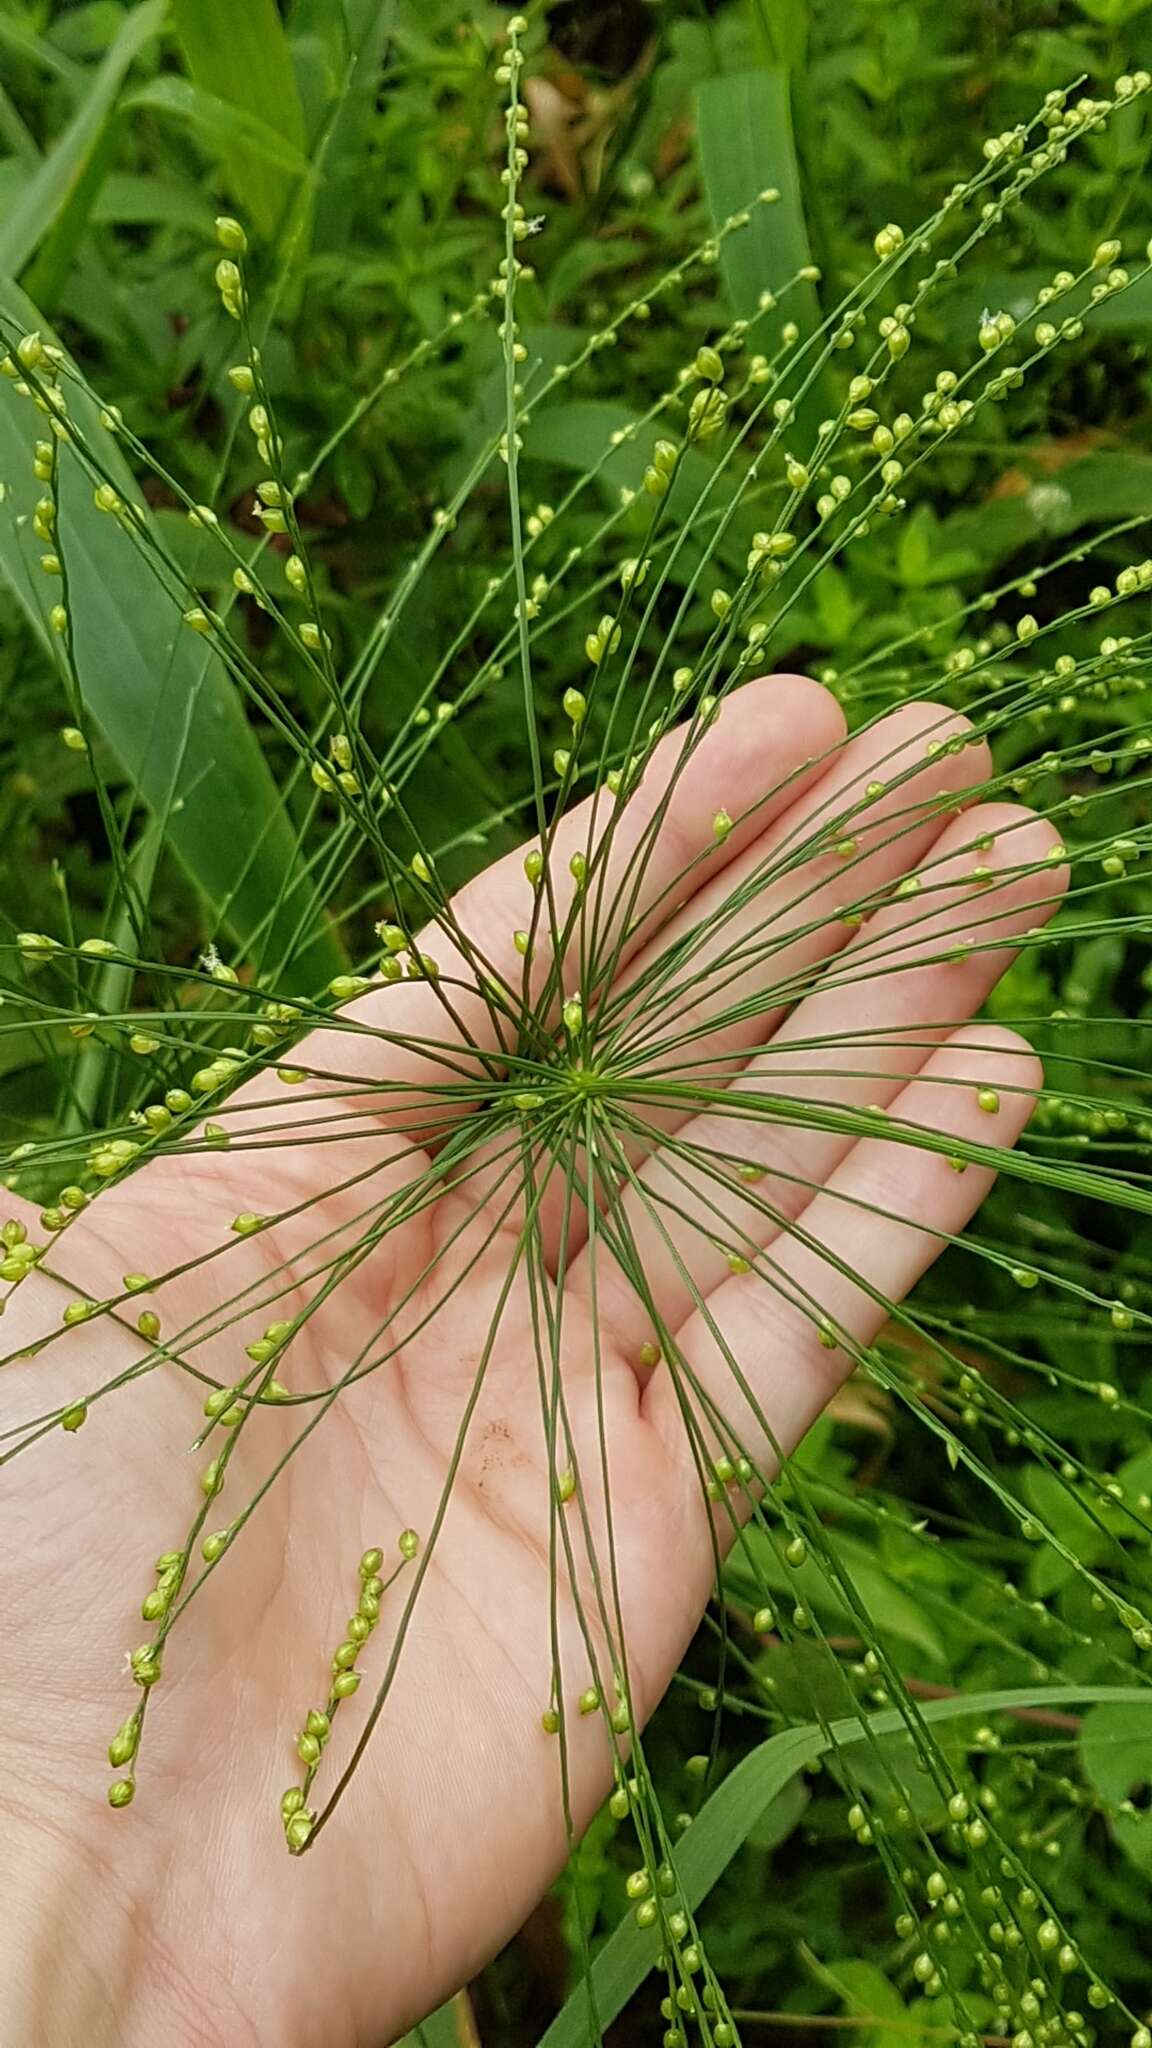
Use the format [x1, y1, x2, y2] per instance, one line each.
[2, 8, 1152, 2046]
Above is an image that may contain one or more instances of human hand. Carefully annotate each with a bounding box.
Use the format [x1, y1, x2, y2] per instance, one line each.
[0, 673, 1064, 2046]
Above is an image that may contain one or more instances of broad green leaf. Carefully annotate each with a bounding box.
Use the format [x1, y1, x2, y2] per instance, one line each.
[750, 0, 810, 70]
[0, 78, 40, 163]
[825, 1960, 920, 2048]
[744, 1768, 809, 1850]
[1034, 451, 1152, 524]
[695, 66, 827, 449]
[171, 0, 308, 240]
[0, 1021, 72, 1082]
[732, 1524, 947, 1665]
[695, 68, 820, 335]
[0, 16, 85, 92]
[943, 453, 1152, 568]
[288, 35, 333, 147]
[537, 1686, 1152, 2048]
[23, 110, 122, 310]
[1080, 1700, 1152, 1873]
[312, 0, 397, 254]
[0, 164, 31, 212]
[0, 0, 164, 282]
[1069, 0, 1151, 27]
[91, 172, 218, 234]
[523, 399, 762, 575]
[943, 267, 1152, 340]
[125, 78, 314, 184]
[894, 504, 979, 590]
[813, 561, 864, 644]
[0, 278, 340, 988]
[1022, 1463, 1119, 1597]
[68, 817, 164, 1133]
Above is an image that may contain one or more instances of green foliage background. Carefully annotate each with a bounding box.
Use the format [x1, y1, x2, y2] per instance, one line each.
[4, 0, 1152, 2042]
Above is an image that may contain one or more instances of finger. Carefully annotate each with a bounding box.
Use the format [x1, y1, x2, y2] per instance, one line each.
[559, 700, 991, 1279]
[642, 1026, 1041, 1484]
[228, 674, 846, 1161]
[602, 699, 991, 1120]
[585, 803, 1065, 1342]
[535, 699, 991, 1275]
[31, 682, 844, 1309]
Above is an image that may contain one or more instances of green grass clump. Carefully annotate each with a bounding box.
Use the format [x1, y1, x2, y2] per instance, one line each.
[3, 5, 1152, 2045]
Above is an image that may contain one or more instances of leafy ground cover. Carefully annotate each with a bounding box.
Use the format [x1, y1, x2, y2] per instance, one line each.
[3, 3, 1152, 2045]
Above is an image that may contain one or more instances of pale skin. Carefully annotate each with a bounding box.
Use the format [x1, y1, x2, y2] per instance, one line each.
[0, 674, 1065, 2047]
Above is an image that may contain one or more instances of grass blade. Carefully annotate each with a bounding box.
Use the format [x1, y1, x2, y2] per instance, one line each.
[536, 1685, 1152, 2048]
[171, 0, 307, 240]
[695, 67, 819, 333]
[125, 77, 313, 186]
[312, 0, 396, 254]
[0, 16, 85, 93]
[0, 278, 341, 987]
[0, 0, 164, 283]
[0, 79, 40, 164]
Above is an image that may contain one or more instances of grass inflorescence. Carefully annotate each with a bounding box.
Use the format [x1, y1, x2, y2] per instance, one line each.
[2, 14, 1152, 2046]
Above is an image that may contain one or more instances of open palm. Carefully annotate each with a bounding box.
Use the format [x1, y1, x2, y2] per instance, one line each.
[2, 674, 1063, 2048]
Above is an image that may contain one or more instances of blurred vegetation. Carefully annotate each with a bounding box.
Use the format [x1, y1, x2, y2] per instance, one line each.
[4, 1, 1152, 2044]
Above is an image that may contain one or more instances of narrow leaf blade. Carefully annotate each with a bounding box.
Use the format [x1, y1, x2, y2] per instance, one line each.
[0, 278, 340, 987]
[695, 68, 819, 330]
[312, 0, 396, 254]
[171, 0, 307, 238]
[536, 1685, 1152, 2047]
[126, 78, 314, 183]
[0, 0, 164, 281]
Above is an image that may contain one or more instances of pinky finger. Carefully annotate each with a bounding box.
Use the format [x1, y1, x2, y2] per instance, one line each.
[644, 1025, 1041, 1483]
